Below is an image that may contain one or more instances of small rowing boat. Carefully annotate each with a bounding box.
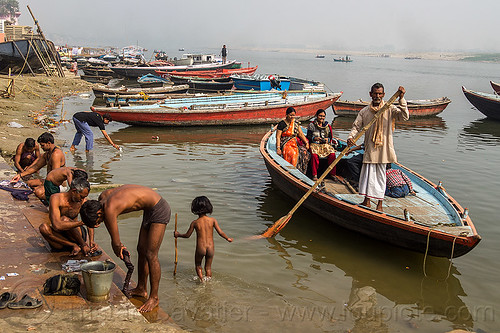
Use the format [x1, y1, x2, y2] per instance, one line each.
[333, 97, 451, 117]
[260, 128, 480, 258]
[462, 86, 500, 121]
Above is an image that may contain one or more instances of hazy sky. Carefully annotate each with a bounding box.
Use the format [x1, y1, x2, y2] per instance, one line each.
[17, 0, 500, 53]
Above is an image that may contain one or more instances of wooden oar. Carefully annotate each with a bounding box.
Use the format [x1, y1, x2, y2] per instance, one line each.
[173, 213, 178, 276]
[259, 89, 403, 238]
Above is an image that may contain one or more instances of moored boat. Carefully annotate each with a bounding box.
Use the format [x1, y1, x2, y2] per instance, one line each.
[462, 86, 500, 121]
[489, 80, 500, 94]
[110, 60, 241, 78]
[156, 66, 258, 79]
[91, 91, 341, 126]
[260, 129, 480, 258]
[80, 75, 113, 84]
[92, 84, 189, 98]
[333, 97, 451, 117]
[137, 73, 170, 88]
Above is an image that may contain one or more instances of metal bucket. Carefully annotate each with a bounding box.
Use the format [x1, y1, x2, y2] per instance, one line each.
[81, 260, 116, 302]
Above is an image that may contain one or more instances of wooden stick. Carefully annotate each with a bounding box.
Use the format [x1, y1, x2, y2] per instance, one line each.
[259, 89, 403, 238]
[12, 40, 36, 76]
[174, 213, 178, 276]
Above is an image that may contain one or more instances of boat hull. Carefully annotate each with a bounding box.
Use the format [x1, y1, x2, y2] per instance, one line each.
[110, 60, 241, 78]
[333, 98, 451, 117]
[232, 77, 291, 91]
[92, 93, 340, 126]
[462, 86, 500, 121]
[490, 80, 500, 94]
[157, 66, 258, 79]
[260, 130, 480, 258]
[0, 39, 55, 74]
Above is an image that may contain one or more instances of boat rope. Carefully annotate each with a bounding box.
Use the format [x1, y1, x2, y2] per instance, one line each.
[422, 229, 432, 277]
[423, 228, 458, 281]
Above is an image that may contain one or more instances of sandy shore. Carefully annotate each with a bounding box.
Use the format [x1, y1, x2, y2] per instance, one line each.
[0, 72, 93, 158]
[237, 47, 472, 61]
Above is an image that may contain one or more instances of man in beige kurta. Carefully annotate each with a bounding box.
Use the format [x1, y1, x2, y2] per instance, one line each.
[347, 83, 408, 211]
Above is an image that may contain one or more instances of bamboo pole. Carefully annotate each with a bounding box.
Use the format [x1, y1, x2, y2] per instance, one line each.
[174, 213, 178, 276]
[27, 5, 65, 77]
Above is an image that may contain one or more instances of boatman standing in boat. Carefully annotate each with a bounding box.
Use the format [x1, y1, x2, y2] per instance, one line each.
[70, 111, 120, 152]
[346, 83, 408, 211]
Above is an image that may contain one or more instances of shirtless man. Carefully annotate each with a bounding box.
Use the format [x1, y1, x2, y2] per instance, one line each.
[80, 185, 171, 313]
[11, 132, 66, 190]
[39, 177, 92, 256]
[174, 196, 232, 282]
[13, 138, 41, 172]
[34, 167, 88, 201]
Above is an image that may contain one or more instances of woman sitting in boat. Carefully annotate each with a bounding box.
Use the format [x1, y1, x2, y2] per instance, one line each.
[306, 109, 337, 181]
[276, 107, 310, 173]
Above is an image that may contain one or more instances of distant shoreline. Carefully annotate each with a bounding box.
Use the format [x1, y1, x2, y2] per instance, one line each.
[234, 47, 500, 62]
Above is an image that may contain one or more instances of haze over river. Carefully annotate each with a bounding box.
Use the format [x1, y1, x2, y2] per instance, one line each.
[54, 50, 500, 332]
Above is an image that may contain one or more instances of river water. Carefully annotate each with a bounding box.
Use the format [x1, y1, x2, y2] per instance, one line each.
[53, 50, 500, 332]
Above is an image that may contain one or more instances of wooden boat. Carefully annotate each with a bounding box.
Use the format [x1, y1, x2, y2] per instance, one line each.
[109, 60, 241, 78]
[0, 38, 58, 74]
[137, 73, 170, 88]
[333, 97, 451, 117]
[315, 55, 325, 58]
[156, 66, 258, 79]
[92, 84, 189, 98]
[81, 75, 113, 84]
[231, 74, 291, 91]
[489, 80, 500, 94]
[169, 75, 232, 85]
[82, 66, 121, 78]
[91, 91, 341, 126]
[288, 77, 325, 92]
[185, 79, 234, 93]
[462, 86, 500, 121]
[260, 129, 481, 258]
[104, 92, 219, 106]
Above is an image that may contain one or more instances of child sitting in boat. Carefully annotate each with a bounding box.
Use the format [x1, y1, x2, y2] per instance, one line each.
[174, 196, 232, 282]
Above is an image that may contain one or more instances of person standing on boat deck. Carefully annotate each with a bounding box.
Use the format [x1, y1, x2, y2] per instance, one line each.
[276, 107, 310, 173]
[307, 109, 338, 181]
[70, 111, 119, 152]
[347, 83, 408, 211]
[80, 185, 170, 313]
[221, 45, 227, 64]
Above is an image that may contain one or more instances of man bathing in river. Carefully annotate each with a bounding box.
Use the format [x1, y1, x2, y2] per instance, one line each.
[39, 177, 92, 256]
[80, 185, 170, 313]
[174, 196, 232, 282]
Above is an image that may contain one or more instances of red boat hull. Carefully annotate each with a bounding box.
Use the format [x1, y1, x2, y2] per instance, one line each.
[92, 95, 341, 126]
[156, 66, 258, 79]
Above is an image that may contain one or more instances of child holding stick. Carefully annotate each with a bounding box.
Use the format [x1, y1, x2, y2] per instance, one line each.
[174, 196, 232, 282]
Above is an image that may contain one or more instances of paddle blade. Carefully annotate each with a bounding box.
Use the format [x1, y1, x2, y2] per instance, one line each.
[260, 214, 292, 238]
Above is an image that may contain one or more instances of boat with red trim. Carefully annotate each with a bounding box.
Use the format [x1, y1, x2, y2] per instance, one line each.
[259, 128, 480, 258]
[91, 91, 341, 126]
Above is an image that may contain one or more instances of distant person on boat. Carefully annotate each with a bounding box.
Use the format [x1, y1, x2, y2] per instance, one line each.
[385, 165, 414, 198]
[347, 83, 408, 211]
[276, 107, 310, 173]
[70, 111, 119, 152]
[174, 196, 233, 282]
[12, 132, 66, 190]
[221, 45, 227, 64]
[80, 185, 171, 313]
[39, 177, 92, 256]
[12, 137, 41, 173]
[307, 109, 337, 181]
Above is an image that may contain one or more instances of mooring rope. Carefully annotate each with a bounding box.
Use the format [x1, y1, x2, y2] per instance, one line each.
[423, 228, 458, 281]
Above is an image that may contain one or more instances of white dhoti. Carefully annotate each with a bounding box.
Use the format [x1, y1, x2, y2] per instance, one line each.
[358, 163, 386, 200]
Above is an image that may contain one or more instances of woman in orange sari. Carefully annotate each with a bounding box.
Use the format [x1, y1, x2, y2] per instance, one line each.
[276, 107, 310, 173]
